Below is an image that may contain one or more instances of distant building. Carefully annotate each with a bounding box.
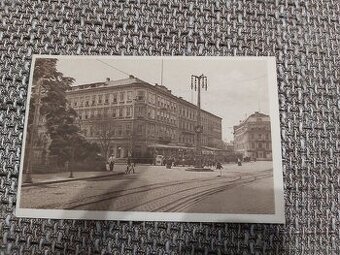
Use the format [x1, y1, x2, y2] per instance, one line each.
[66, 76, 223, 159]
[233, 112, 272, 160]
[223, 142, 234, 152]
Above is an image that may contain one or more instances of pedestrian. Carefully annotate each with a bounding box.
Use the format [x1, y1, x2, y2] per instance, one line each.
[237, 158, 242, 166]
[216, 161, 223, 177]
[131, 159, 135, 174]
[126, 156, 135, 174]
[108, 154, 115, 171]
[166, 157, 172, 169]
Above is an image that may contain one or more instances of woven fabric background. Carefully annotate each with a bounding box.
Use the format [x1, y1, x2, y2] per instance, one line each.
[0, 0, 339, 254]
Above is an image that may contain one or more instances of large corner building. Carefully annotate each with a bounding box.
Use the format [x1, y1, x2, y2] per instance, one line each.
[66, 76, 223, 159]
[233, 112, 272, 160]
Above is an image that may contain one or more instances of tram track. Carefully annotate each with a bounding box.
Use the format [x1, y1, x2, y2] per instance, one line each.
[66, 169, 273, 212]
[64, 175, 239, 210]
[153, 172, 273, 212]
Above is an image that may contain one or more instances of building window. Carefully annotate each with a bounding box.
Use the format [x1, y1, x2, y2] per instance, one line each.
[126, 106, 132, 117]
[103, 108, 108, 117]
[112, 108, 117, 118]
[119, 108, 124, 117]
[149, 93, 155, 104]
[92, 96, 96, 106]
[127, 91, 133, 102]
[98, 95, 102, 104]
[112, 93, 117, 104]
[119, 92, 125, 103]
[258, 142, 262, 149]
[126, 124, 131, 135]
[105, 95, 109, 105]
[137, 90, 145, 101]
[137, 124, 143, 134]
[117, 126, 122, 136]
[137, 106, 144, 117]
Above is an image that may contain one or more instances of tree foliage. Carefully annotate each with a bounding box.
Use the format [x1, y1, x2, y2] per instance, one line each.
[31, 58, 99, 166]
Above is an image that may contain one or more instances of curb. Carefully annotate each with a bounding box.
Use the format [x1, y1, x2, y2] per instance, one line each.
[22, 172, 124, 188]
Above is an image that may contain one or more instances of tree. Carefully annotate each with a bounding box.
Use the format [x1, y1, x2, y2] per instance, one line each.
[29, 58, 93, 167]
[94, 120, 115, 160]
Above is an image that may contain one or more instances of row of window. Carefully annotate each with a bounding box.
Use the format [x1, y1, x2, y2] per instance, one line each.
[179, 121, 216, 133]
[76, 106, 177, 125]
[70, 97, 220, 129]
[235, 142, 271, 150]
[69, 90, 146, 108]
[249, 133, 271, 141]
[82, 123, 177, 139]
[76, 106, 133, 120]
[82, 124, 133, 137]
[156, 96, 177, 113]
[179, 135, 195, 145]
[76, 107, 219, 134]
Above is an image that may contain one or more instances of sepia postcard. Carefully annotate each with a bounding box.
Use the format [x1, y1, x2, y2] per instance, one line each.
[16, 56, 285, 223]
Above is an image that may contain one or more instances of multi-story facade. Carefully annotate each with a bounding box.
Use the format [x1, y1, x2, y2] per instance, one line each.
[233, 112, 272, 160]
[66, 76, 223, 159]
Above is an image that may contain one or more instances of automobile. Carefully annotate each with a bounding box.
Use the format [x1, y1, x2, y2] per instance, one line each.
[155, 155, 164, 166]
[243, 156, 251, 162]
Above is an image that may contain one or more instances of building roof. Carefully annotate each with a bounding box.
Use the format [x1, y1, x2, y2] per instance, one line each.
[69, 76, 146, 91]
[67, 76, 222, 119]
[233, 112, 270, 130]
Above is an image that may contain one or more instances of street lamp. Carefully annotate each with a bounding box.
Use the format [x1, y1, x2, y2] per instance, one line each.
[191, 74, 208, 169]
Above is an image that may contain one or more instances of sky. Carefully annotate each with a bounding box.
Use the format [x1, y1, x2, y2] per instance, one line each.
[57, 57, 269, 142]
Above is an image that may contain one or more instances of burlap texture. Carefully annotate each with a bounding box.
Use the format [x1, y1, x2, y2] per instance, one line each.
[0, 0, 339, 254]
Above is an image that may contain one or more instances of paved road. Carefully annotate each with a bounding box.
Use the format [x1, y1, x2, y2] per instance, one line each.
[20, 161, 275, 214]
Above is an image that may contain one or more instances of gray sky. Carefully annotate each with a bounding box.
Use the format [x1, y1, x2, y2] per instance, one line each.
[57, 57, 269, 142]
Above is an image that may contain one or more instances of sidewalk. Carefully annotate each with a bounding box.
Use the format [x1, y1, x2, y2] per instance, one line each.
[22, 170, 124, 187]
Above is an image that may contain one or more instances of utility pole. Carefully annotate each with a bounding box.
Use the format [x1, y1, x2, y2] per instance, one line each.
[191, 74, 208, 169]
[24, 79, 44, 183]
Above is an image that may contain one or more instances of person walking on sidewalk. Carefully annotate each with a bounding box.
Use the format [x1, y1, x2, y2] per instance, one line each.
[126, 156, 135, 174]
[108, 154, 115, 171]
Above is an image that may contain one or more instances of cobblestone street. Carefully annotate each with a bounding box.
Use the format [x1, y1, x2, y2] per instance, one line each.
[20, 161, 275, 214]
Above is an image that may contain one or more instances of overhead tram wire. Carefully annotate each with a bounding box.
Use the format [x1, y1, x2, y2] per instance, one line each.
[96, 59, 131, 77]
